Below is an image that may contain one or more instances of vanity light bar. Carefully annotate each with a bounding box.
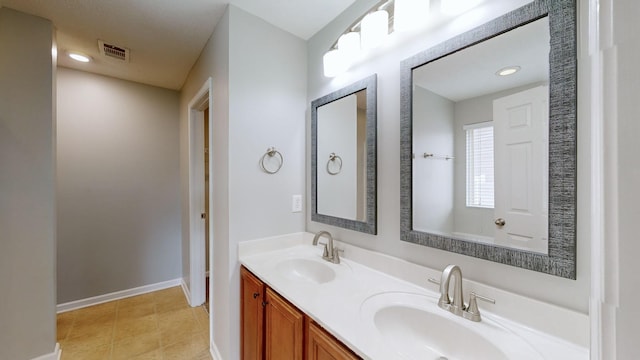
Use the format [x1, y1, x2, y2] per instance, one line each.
[441, 0, 483, 16]
[323, 0, 485, 78]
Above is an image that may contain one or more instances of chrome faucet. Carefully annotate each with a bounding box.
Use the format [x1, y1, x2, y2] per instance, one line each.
[429, 264, 496, 322]
[438, 264, 465, 315]
[312, 230, 341, 264]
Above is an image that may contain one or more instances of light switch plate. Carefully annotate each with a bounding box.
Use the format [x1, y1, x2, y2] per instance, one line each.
[292, 195, 302, 213]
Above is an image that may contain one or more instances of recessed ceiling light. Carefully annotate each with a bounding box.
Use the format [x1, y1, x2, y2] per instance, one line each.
[68, 52, 91, 63]
[496, 66, 521, 76]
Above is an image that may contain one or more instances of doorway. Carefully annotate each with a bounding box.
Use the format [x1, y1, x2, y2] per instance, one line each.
[187, 78, 213, 311]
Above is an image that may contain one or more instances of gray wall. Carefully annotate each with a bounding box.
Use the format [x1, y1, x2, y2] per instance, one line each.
[180, 6, 231, 358]
[0, 8, 57, 359]
[56, 67, 181, 303]
[412, 86, 455, 234]
[307, 0, 591, 313]
[179, 5, 306, 359]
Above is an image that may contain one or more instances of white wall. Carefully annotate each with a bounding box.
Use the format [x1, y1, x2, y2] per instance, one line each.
[412, 86, 455, 234]
[307, 0, 591, 314]
[0, 7, 57, 360]
[56, 67, 181, 303]
[357, 107, 367, 219]
[452, 84, 543, 239]
[179, 5, 306, 359]
[600, 1, 640, 358]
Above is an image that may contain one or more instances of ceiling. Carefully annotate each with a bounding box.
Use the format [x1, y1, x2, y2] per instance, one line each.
[1, 0, 355, 90]
[413, 16, 549, 102]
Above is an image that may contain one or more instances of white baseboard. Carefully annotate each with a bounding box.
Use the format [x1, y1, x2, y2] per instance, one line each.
[181, 278, 192, 305]
[210, 342, 223, 360]
[31, 343, 61, 360]
[57, 278, 182, 313]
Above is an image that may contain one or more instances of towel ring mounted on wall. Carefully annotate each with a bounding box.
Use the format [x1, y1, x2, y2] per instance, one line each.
[326, 153, 342, 175]
[260, 147, 283, 174]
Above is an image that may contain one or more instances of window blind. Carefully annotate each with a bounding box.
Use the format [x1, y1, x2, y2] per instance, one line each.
[464, 122, 494, 208]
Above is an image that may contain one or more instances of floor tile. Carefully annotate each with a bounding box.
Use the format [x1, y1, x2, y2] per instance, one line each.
[114, 313, 158, 341]
[193, 306, 210, 334]
[60, 343, 111, 360]
[155, 294, 188, 314]
[73, 302, 117, 326]
[158, 307, 200, 346]
[117, 292, 155, 309]
[112, 331, 160, 360]
[57, 286, 211, 360]
[57, 311, 76, 341]
[64, 323, 114, 354]
[117, 301, 156, 320]
[162, 333, 209, 359]
[128, 349, 163, 360]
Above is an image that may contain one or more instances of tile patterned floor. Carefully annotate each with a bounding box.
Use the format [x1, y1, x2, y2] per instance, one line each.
[57, 286, 212, 360]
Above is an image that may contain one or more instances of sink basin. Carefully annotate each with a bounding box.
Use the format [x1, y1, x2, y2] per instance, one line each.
[276, 258, 336, 284]
[360, 292, 543, 360]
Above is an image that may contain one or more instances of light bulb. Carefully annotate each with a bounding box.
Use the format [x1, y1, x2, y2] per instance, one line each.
[361, 10, 389, 50]
[441, 0, 483, 16]
[394, 0, 430, 32]
[496, 66, 521, 76]
[323, 49, 347, 77]
[338, 32, 361, 60]
[69, 52, 91, 63]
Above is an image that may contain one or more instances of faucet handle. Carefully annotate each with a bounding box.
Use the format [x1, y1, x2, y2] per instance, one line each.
[463, 292, 495, 322]
[330, 248, 344, 264]
[428, 278, 452, 308]
[473, 293, 495, 304]
[319, 242, 330, 258]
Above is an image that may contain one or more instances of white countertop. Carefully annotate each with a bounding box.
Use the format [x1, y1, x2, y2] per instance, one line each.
[239, 232, 589, 360]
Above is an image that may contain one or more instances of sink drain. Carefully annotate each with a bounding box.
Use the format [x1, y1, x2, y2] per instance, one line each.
[436, 357, 448, 360]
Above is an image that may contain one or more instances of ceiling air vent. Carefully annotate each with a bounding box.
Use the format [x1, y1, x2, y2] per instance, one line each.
[98, 40, 130, 62]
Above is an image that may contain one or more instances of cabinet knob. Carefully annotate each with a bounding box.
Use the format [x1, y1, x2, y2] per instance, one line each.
[262, 301, 269, 307]
[253, 292, 260, 299]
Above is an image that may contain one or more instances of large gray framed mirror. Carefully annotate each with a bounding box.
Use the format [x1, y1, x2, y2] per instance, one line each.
[400, 0, 576, 278]
[312, 75, 377, 234]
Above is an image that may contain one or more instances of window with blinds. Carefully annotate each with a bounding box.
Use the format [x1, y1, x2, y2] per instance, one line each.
[465, 121, 494, 208]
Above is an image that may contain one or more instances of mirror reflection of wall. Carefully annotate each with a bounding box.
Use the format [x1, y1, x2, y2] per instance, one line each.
[317, 90, 367, 221]
[411, 17, 550, 254]
[311, 74, 377, 234]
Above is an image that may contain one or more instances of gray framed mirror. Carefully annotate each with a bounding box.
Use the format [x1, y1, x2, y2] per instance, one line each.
[400, 0, 576, 278]
[312, 75, 377, 234]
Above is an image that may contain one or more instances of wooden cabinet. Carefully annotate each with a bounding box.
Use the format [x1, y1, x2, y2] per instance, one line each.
[241, 267, 265, 360]
[306, 320, 360, 360]
[241, 266, 361, 360]
[265, 287, 304, 360]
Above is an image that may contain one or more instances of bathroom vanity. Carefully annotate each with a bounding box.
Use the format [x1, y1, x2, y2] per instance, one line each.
[241, 266, 360, 360]
[239, 233, 588, 360]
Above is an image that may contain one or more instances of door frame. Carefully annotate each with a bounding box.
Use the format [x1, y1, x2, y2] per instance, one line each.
[187, 77, 213, 308]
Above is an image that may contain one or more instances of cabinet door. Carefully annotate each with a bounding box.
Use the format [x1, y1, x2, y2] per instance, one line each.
[241, 267, 265, 360]
[264, 287, 304, 360]
[307, 320, 361, 360]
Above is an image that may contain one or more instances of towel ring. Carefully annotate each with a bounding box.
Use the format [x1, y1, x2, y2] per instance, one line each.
[326, 153, 342, 175]
[260, 147, 283, 174]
